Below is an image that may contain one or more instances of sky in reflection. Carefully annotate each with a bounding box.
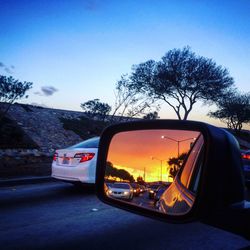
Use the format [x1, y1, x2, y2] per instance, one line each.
[107, 130, 200, 182]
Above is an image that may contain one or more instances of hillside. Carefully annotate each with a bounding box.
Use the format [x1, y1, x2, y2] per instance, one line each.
[0, 103, 87, 153]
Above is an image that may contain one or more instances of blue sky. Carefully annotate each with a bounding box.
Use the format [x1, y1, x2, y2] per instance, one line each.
[0, 0, 250, 127]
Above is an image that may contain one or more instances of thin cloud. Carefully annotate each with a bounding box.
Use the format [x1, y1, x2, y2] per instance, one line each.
[41, 86, 58, 96]
[4, 67, 13, 74]
[0, 62, 15, 74]
[34, 86, 58, 96]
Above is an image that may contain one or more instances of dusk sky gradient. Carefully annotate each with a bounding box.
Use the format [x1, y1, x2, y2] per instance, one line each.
[0, 0, 250, 127]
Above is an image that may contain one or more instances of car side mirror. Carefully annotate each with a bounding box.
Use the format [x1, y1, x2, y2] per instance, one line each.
[96, 120, 247, 234]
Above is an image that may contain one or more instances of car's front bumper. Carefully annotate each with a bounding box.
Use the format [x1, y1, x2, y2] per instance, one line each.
[109, 193, 132, 200]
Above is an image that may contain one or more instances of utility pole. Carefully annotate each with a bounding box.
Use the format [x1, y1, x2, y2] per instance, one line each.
[143, 166, 146, 182]
[151, 157, 164, 182]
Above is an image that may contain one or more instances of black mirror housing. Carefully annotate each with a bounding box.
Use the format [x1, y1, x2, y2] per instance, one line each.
[96, 120, 245, 223]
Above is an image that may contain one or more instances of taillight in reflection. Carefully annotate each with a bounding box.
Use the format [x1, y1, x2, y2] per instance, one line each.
[53, 153, 58, 161]
[242, 153, 250, 160]
[74, 153, 95, 162]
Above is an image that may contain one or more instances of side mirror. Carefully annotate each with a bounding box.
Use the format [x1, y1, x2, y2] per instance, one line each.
[96, 120, 248, 236]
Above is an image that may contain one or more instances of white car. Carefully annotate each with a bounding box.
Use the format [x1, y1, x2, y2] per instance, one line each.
[107, 182, 134, 200]
[51, 137, 99, 184]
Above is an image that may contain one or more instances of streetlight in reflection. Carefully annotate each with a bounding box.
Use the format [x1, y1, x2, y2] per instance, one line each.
[151, 156, 166, 182]
[161, 135, 196, 157]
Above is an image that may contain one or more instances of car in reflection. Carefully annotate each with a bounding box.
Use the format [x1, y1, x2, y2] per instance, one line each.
[154, 183, 171, 207]
[139, 185, 146, 193]
[241, 149, 250, 188]
[158, 134, 204, 214]
[148, 184, 162, 199]
[51, 137, 99, 185]
[130, 183, 141, 196]
[104, 182, 114, 195]
[107, 182, 134, 200]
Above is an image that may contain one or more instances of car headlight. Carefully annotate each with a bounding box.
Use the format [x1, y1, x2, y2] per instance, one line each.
[124, 191, 129, 195]
[108, 190, 112, 194]
[150, 190, 154, 193]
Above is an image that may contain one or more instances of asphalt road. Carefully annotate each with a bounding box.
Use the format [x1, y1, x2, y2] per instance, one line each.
[0, 181, 249, 250]
[130, 191, 154, 207]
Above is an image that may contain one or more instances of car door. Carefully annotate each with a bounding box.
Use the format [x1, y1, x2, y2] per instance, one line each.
[159, 135, 204, 215]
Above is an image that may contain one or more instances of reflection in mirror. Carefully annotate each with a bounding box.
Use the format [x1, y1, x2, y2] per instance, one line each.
[104, 129, 204, 216]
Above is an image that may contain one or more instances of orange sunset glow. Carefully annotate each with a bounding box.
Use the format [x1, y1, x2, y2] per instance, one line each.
[107, 129, 200, 182]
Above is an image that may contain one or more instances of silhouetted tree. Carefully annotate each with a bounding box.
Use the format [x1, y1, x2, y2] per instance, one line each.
[81, 99, 111, 121]
[129, 47, 234, 120]
[168, 152, 188, 179]
[209, 92, 250, 131]
[0, 75, 33, 122]
[109, 75, 159, 122]
[106, 161, 135, 182]
[143, 111, 159, 120]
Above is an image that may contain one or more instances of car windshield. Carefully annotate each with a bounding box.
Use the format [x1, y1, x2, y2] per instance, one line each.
[68, 137, 99, 149]
[113, 183, 130, 189]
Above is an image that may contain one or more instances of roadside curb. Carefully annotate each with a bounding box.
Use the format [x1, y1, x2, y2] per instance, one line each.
[0, 176, 58, 187]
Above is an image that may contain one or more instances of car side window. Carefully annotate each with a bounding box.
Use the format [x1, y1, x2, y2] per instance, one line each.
[188, 146, 204, 193]
[179, 135, 204, 190]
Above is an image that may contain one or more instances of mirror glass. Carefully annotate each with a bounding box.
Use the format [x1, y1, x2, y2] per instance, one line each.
[104, 129, 204, 216]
